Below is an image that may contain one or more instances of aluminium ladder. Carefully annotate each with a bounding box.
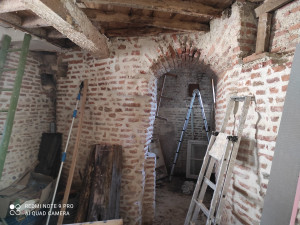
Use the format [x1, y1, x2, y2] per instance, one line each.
[0, 34, 31, 178]
[169, 89, 210, 181]
[184, 96, 253, 225]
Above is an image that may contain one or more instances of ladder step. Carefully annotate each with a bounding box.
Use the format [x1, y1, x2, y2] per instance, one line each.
[160, 95, 173, 100]
[0, 68, 18, 72]
[204, 177, 216, 190]
[193, 199, 209, 217]
[0, 109, 9, 113]
[7, 48, 22, 52]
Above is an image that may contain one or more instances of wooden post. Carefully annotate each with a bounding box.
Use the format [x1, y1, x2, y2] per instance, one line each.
[87, 144, 122, 221]
[57, 79, 88, 225]
[255, 13, 272, 54]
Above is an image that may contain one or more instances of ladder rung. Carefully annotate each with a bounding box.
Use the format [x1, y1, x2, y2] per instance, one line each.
[204, 177, 216, 190]
[0, 88, 13, 92]
[7, 48, 22, 52]
[193, 199, 209, 217]
[0, 109, 9, 113]
[0, 68, 18, 72]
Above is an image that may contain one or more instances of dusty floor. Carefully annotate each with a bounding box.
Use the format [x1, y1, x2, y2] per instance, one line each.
[153, 177, 211, 225]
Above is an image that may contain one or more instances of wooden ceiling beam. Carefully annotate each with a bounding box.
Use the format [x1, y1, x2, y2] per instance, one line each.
[0, 0, 26, 13]
[84, 9, 209, 32]
[23, 0, 109, 58]
[79, 0, 222, 18]
[105, 27, 183, 38]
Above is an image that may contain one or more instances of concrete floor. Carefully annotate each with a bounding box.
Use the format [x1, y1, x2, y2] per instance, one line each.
[153, 177, 211, 225]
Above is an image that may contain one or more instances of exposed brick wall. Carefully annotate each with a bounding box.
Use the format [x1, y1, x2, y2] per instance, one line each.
[270, 0, 300, 53]
[57, 48, 157, 225]
[56, 1, 300, 224]
[213, 1, 300, 224]
[153, 70, 213, 175]
[0, 51, 55, 190]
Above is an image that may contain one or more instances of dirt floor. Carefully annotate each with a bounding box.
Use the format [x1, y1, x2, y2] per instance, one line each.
[153, 176, 210, 225]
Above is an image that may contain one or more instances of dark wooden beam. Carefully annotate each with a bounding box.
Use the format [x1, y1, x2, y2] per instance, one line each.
[83, 9, 209, 32]
[255, 0, 294, 17]
[255, 13, 272, 53]
[80, 0, 222, 18]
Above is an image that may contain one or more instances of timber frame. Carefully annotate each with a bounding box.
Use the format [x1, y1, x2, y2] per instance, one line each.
[254, 0, 294, 54]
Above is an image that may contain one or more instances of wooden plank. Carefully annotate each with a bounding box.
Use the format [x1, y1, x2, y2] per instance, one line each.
[81, 0, 222, 18]
[65, 219, 123, 225]
[24, 0, 109, 58]
[75, 148, 96, 223]
[57, 79, 88, 225]
[0, 0, 26, 13]
[255, 0, 294, 17]
[255, 13, 272, 54]
[87, 144, 122, 221]
[83, 9, 209, 32]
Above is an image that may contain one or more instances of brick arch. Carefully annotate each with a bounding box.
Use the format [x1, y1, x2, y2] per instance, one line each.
[149, 35, 217, 80]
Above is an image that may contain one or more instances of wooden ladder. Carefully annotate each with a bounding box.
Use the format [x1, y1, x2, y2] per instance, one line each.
[0, 34, 31, 178]
[155, 72, 177, 121]
[184, 96, 253, 225]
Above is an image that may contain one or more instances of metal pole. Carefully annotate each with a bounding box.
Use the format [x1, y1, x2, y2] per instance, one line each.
[0, 34, 31, 178]
[45, 82, 84, 225]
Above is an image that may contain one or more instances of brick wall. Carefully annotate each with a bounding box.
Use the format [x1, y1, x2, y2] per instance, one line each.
[153, 70, 213, 175]
[57, 48, 157, 225]
[213, 1, 300, 224]
[0, 50, 55, 190]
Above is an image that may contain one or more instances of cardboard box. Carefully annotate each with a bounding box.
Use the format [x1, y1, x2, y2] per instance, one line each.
[0, 172, 54, 218]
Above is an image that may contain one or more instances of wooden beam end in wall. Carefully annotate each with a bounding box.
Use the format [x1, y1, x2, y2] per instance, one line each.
[255, 12, 272, 54]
